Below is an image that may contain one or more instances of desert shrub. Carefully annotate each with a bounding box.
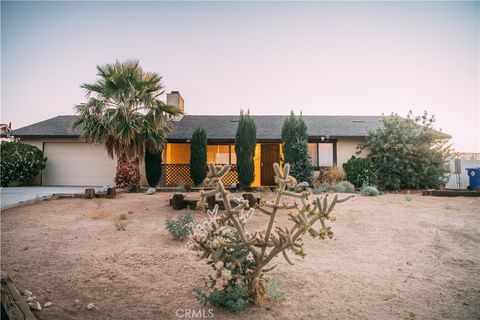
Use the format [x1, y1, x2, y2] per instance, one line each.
[266, 278, 287, 303]
[0, 141, 47, 187]
[312, 183, 332, 194]
[405, 191, 414, 201]
[145, 151, 162, 187]
[323, 166, 345, 184]
[235, 110, 256, 188]
[360, 186, 379, 196]
[114, 215, 128, 231]
[359, 111, 452, 190]
[334, 181, 355, 193]
[190, 163, 352, 310]
[342, 156, 377, 188]
[281, 112, 313, 184]
[195, 283, 249, 313]
[190, 128, 207, 186]
[165, 213, 194, 241]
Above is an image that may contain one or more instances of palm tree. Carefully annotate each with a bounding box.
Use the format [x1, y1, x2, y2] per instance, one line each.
[73, 60, 181, 188]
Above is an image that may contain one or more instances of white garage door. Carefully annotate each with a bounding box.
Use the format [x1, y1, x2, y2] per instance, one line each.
[42, 143, 116, 186]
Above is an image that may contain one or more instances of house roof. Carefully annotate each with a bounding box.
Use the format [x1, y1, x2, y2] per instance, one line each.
[6, 116, 83, 138]
[168, 115, 385, 141]
[5, 114, 451, 141]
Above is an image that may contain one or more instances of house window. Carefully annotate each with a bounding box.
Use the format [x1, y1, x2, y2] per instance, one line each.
[318, 143, 334, 167]
[308, 143, 318, 167]
[164, 143, 190, 164]
[308, 142, 335, 167]
[207, 145, 236, 164]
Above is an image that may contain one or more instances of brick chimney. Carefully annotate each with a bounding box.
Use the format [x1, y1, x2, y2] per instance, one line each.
[166, 91, 184, 120]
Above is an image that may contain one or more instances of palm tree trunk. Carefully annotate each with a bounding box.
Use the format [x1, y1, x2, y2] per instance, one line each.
[115, 154, 141, 191]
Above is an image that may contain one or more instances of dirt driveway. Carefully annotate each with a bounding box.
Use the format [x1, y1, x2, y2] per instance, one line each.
[1, 192, 479, 320]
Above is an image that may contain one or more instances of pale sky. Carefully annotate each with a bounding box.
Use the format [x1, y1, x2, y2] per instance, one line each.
[1, 1, 479, 152]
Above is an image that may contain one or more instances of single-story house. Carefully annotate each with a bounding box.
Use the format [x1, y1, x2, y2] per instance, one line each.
[6, 92, 394, 187]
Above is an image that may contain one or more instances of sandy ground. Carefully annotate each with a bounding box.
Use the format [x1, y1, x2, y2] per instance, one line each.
[1, 192, 479, 320]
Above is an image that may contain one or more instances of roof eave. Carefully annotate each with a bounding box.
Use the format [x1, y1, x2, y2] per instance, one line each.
[2, 134, 81, 139]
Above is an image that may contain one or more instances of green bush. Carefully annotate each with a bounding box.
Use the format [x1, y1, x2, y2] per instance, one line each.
[195, 284, 249, 313]
[235, 110, 256, 188]
[334, 181, 355, 193]
[359, 111, 452, 190]
[360, 186, 379, 196]
[193, 236, 255, 312]
[165, 213, 194, 241]
[342, 156, 377, 188]
[281, 112, 313, 184]
[0, 141, 47, 187]
[190, 128, 207, 185]
[145, 151, 162, 187]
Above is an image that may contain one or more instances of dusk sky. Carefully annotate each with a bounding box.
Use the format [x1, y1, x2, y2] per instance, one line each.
[1, 1, 479, 152]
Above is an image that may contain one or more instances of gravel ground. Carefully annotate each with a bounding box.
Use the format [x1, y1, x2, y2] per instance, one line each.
[1, 192, 479, 320]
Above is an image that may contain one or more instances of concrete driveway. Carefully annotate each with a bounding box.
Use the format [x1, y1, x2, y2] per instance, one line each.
[1, 187, 87, 210]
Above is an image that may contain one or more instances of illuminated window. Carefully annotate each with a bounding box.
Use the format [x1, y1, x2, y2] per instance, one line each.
[308, 143, 318, 167]
[230, 150, 237, 164]
[164, 144, 190, 164]
[207, 145, 236, 164]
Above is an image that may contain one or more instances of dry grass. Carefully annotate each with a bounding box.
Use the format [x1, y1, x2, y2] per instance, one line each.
[323, 166, 346, 184]
[87, 209, 113, 220]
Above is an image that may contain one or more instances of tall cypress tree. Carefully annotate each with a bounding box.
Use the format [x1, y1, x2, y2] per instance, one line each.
[235, 110, 257, 188]
[281, 111, 313, 184]
[190, 127, 207, 185]
[145, 150, 162, 187]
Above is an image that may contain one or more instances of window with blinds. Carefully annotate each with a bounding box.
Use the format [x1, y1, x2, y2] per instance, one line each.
[308, 142, 334, 167]
[318, 143, 334, 166]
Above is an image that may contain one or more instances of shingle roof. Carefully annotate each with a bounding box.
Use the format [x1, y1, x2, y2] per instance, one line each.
[5, 114, 451, 140]
[168, 115, 385, 141]
[6, 115, 82, 138]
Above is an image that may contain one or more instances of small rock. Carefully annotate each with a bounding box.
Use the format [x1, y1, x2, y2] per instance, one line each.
[22, 289, 33, 297]
[25, 296, 34, 302]
[295, 181, 310, 192]
[146, 187, 156, 195]
[28, 301, 42, 311]
[86, 303, 95, 310]
[44, 301, 53, 308]
[75, 299, 80, 303]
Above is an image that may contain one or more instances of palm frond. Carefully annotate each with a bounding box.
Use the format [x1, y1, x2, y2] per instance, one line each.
[75, 59, 174, 160]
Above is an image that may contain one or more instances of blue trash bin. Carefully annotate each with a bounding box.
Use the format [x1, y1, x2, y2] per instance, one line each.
[466, 167, 480, 190]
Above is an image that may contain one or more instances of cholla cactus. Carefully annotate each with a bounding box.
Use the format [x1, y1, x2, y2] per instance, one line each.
[189, 163, 353, 307]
